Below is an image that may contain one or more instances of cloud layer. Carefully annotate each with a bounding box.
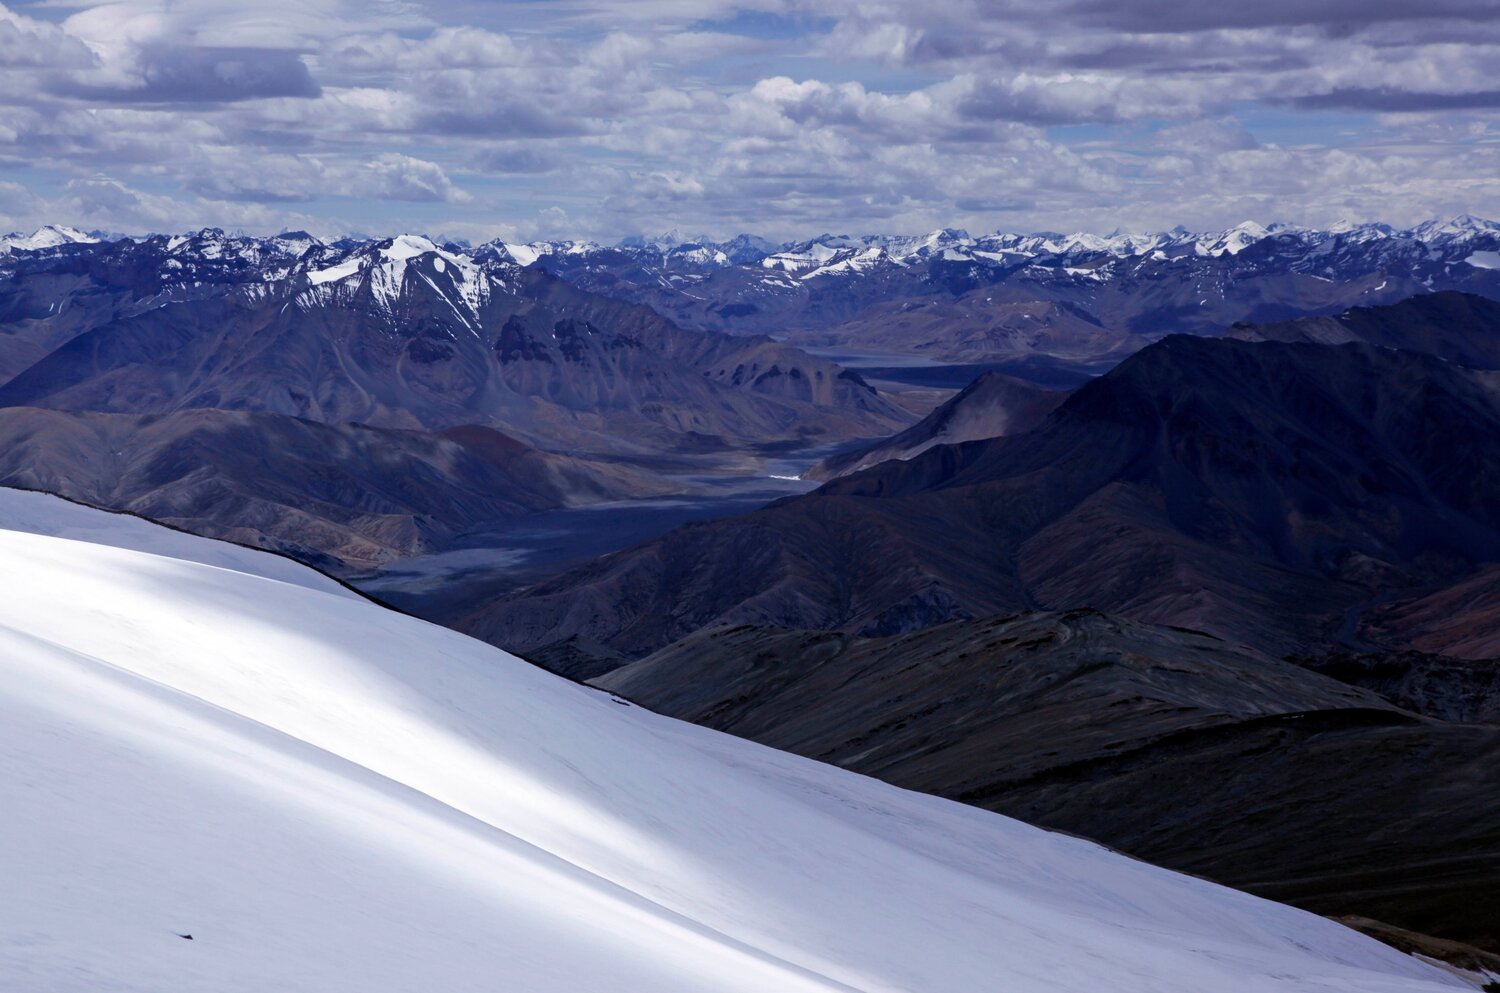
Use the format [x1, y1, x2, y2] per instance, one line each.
[1, 0, 1498, 239]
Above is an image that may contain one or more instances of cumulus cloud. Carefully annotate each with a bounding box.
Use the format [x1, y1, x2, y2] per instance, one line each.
[357, 153, 471, 203]
[60, 45, 321, 102]
[0, 4, 95, 69]
[0, 0, 1497, 239]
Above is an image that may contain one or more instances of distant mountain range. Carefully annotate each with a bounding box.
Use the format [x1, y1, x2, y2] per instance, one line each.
[0, 229, 907, 457]
[519, 216, 1500, 367]
[7, 216, 1500, 377]
[465, 215, 1500, 277]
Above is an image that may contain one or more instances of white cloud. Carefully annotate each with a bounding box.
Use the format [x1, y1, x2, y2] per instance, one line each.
[357, 153, 470, 203]
[0, 0, 1497, 239]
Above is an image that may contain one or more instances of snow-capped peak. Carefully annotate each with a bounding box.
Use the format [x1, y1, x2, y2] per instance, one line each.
[762, 236, 856, 272]
[380, 234, 441, 262]
[0, 224, 99, 255]
[271, 230, 321, 258]
[1410, 214, 1500, 243]
[302, 235, 495, 330]
[666, 244, 731, 267]
[883, 228, 974, 261]
[1196, 221, 1271, 257]
[801, 245, 902, 279]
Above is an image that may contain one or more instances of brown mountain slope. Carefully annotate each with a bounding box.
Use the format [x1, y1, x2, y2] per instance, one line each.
[1359, 566, 1500, 659]
[590, 612, 1500, 950]
[0, 407, 672, 573]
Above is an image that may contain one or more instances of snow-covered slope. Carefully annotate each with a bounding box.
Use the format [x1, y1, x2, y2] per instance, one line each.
[0, 224, 98, 255]
[0, 488, 351, 597]
[0, 490, 1464, 993]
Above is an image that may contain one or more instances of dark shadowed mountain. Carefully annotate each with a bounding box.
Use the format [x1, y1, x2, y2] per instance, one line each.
[1228, 291, 1500, 369]
[0, 407, 673, 573]
[588, 610, 1500, 950]
[464, 332, 1500, 659]
[805, 371, 1066, 480]
[1294, 649, 1500, 723]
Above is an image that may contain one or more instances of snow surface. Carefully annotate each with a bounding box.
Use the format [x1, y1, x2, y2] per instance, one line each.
[1196, 220, 1271, 256]
[0, 490, 1466, 993]
[497, 241, 541, 266]
[380, 233, 440, 262]
[1465, 250, 1500, 269]
[0, 489, 352, 598]
[307, 257, 363, 285]
[0, 224, 98, 254]
[802, 246, 900, 279]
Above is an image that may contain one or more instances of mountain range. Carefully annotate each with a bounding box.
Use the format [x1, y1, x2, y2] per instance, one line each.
[526, 216, 1500, 369]
[0, 227, 915, 575]
[0, 230, 907, 457]
[8, 220, 1497, 591]
[6, 221, 1500, 974]
[467, 311, 1500, 660]
[8, 216, 1500, 380]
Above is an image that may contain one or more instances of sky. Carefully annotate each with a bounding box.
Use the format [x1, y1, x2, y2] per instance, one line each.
[1, 0, 1499, 243]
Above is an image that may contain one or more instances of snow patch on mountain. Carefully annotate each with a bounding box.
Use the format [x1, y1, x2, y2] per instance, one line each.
[307, 257, 363, 285]
[380, 233, 441, 262]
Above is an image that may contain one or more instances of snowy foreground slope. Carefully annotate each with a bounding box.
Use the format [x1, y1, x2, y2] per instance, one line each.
[0, 489, 1466, 993]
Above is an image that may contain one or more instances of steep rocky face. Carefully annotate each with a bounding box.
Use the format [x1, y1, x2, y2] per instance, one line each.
[589, 611, 1500, 951]
[468, 332, 1500, 658]
[0, 407, 673, 573]
[806, 370, 1066, 480]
